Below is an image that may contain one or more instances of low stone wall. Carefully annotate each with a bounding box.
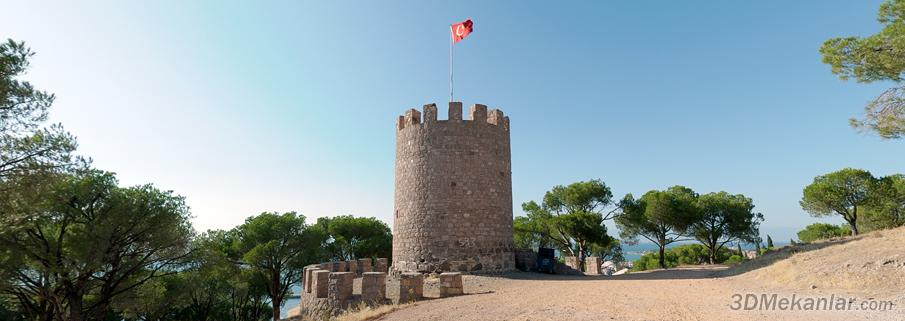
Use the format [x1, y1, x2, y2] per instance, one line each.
[296, 258, 398, 318]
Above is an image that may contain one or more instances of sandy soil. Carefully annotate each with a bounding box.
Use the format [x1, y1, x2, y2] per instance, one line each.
[374, 266, 902, 321]
[342, 228, 905, 321]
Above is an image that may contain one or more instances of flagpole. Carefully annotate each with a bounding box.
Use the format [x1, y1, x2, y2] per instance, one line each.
[449, 25, 454, 103]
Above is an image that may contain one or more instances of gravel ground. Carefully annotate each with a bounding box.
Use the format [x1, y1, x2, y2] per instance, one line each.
[374, 266, 903, 321]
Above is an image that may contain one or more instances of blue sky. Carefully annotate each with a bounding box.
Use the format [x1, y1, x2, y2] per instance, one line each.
[2, 1, 901, 242]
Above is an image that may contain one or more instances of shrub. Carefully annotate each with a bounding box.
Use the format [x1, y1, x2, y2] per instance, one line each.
[796, 223, 851, 243]
[723, 255, 744, 265]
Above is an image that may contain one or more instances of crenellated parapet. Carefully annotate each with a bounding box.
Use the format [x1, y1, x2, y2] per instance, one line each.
[396, 102, 509, 132]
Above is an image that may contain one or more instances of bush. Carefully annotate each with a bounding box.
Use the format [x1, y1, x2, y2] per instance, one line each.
[796, 223, 851, 243]
[723, 255, 744, 265]
[630, 244, 734, 271]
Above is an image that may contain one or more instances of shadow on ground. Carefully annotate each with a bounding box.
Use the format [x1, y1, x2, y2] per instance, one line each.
[495, 237, 857, 281]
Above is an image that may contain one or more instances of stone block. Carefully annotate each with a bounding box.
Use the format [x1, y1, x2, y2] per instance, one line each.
[565, 256, 580, 271]
[488, 108, 504, 125]
[304, 266, 317, 293]
[448, 102, 463, 121]
[312, 270, 330, 298]
[439, 272, 463, 297]
[469, 104, 487, 122]
[398, 272, 423, 303]
[423, 103, 437, 123]
[585, 257, 602, 275]
[358, 258, 372, 274]
[404, 108, 421, 126]
[376, 258, 388, 273]
[319, 262, 330, 271]
[346, 260, 357, 275]
[332, 261, 346, 272]
[361, 272, 387, 303]
[327, 272, 354, 306]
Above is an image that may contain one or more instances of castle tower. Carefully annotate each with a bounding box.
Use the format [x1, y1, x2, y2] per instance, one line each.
[393, 102, 514, 273]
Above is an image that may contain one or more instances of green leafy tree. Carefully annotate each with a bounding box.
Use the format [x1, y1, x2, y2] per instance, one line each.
[1, 39, 84, 240]
[520, 179, 616, 271]
[233, 212, 322, 321]
[0, 39, 80, 182]
[590, 239, 624, 264]
[513, 215, 546, 250]
[766, 235, 774, 248]
[820, 0, 905, 138]
[796, 223, 852, 243]
[0, 170, 194, 321]
[616, 186, 700, 269]
[116, 230, 271, 321]
[313, 215, 391, 261]
[800, 168, 876, 236]
[863, 174, 905, 229]
[691, 192, 764, 264]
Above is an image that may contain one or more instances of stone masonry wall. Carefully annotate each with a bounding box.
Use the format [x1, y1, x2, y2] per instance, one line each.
[393, 102, 514, 273]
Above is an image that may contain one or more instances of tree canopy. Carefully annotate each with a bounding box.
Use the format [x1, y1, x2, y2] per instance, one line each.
[691, 192, 763, 264]
[313, 215, 392, 261]
[796, 223, 851, 243]
[233, 212, 322, 321]
[0, 39, 80, 182]
[820, 0, 905, 138]
[800, 168, 875, 235]
[863, 174, 905, 229]
[616, 186, 700, 269]
[517, 179, 616, 271]
[0, 170, 194, 321]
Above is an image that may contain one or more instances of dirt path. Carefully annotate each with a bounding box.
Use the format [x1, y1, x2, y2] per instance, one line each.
[376, 266, 902, 321]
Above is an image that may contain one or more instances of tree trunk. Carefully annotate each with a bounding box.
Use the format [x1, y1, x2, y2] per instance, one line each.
[577, 246, 586, 272]
[66, 291, 84, 321]
[658, 245, 666, 269]
[272, 299, 281, 321]
[708, 247, 716, 265]
[849, 208, 859, 236]
[271, 275, 282, 321]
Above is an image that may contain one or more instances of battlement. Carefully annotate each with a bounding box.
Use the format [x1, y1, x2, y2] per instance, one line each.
[396, 102, 509, 131]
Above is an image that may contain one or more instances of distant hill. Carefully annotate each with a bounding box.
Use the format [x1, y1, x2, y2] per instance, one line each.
[724, 226, 905, 298]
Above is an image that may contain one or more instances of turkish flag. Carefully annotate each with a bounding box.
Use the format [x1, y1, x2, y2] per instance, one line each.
[451, 19, 473, 43]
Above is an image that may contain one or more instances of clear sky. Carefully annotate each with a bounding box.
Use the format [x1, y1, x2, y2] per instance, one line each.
[2, 1, 901, 242]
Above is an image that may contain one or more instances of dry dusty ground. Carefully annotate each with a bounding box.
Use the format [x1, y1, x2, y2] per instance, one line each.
[370, 228, 905, 321]
[373, 267, 903, 321]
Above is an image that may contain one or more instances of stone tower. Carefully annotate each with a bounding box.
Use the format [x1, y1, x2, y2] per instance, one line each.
[393, 102, 514, 273]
